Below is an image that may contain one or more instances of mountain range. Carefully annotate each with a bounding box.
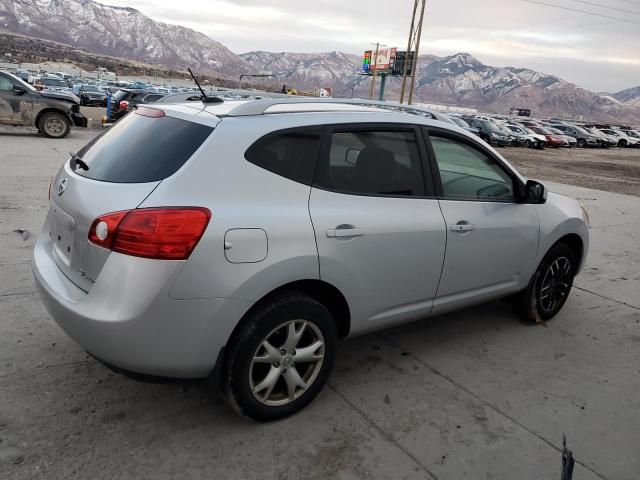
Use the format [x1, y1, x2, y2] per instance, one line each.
[1, 0, 638, 123]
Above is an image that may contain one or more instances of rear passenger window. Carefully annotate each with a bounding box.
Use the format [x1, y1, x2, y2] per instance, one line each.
[314, 129, 424, 197]
[245, 128, 322, 185]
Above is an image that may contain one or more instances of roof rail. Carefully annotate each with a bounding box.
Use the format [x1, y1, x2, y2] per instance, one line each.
[218, 97, 437, 118]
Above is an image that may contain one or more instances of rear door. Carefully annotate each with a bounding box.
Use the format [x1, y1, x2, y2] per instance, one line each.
[309, 124, 446, 334]
[424, 128, 540, 313]
[46, 108, 215, 291]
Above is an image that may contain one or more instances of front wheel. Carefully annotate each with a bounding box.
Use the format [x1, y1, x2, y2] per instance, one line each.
[222, 293, 337, 421]
[577, 138, 587, 148]
[39, 112, 70, 138]
[516, 243, 576, 323]
[524, 139, 532, 148]
[618, 139, 628, 148]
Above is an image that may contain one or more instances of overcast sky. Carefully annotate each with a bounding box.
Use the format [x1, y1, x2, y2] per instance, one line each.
[101, 0, 640, 92]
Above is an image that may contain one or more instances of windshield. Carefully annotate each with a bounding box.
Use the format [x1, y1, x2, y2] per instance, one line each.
[82, 85, 102, 92]
[548, 128, 564, 135]
[9, 73, 37, 92]
[451, 117, 469, 128]
[573, 126, 590, 135]
[533, 127, 552, 135]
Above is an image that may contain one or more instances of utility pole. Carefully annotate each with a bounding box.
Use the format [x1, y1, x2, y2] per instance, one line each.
[368, 42, 385, 100]
[400, 0, 427, 104]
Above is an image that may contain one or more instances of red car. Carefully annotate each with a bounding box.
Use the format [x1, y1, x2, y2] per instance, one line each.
[530, 126, 566, 148]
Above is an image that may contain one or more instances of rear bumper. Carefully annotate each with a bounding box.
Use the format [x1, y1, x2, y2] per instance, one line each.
[32, 233, 252, 379]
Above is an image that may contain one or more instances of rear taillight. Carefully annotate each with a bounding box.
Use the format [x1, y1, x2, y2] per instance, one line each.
[118, 100, 129, 110]
[89, 208, 211, 260]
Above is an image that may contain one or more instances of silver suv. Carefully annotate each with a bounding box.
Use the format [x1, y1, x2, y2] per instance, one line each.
[33, 98, 589, 421]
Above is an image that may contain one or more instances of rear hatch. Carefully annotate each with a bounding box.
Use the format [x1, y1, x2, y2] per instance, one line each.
[47, 108, 215, 292]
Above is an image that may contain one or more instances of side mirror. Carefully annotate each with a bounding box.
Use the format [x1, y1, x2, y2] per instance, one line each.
[13, 85, 26, 95]
[524, 180, 547, 204]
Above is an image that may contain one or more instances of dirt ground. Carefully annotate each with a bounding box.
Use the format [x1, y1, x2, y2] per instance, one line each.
[502, 146, 640, 197]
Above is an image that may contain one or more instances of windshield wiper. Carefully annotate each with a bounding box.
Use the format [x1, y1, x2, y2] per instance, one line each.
[70, 152, 89, 171]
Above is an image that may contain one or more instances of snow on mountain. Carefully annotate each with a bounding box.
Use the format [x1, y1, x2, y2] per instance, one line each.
[613, 86, 640, 104]
[0, 0, 250, 77]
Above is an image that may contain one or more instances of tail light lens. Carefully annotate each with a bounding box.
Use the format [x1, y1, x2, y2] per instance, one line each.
[89, 208, 211, 260]
[118, 100, 129, 110]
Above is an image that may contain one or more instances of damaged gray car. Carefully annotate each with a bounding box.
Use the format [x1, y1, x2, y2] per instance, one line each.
[0, 71, 87, 138]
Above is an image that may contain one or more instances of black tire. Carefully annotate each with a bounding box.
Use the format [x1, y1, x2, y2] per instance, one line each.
[524, 139, 532, 148]
[577, 138, 587, 148]
[538, 142, 546, 150]
[38, 112, 70, 138]
[222, 293, 337, 421]
[516, 243, 577, 323]
[618, 139, 627, 148]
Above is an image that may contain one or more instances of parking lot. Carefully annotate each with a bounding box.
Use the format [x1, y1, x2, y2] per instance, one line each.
[1, 128, 639, 479]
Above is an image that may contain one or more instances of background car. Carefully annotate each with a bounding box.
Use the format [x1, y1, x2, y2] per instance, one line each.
[108, 89, 163, 121]
[599, 128, 639, 148]
[547, 127, 577, 147]
[470, 119, 513, 146]
[36, 76, 71, 92]
[505, 124, 546, 149]
[529, 126, 566, 148]
[0, 71, 87, 138]
[551, 124, 601, 148]
[585, 127, 617, 148]
[79, 85, 108, 106]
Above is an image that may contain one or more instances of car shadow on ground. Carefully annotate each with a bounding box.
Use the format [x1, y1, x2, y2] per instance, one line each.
[70, 299, 524, 421]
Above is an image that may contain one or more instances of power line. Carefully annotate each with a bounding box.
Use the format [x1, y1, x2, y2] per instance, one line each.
[519, 0, 640, 25]
[565, 0, 640, 15]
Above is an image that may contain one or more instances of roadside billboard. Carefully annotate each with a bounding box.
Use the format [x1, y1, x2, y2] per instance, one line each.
[362, 47, 397, 71]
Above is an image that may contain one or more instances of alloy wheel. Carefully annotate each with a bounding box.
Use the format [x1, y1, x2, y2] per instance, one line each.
[249, 319, 325, 407]
[539, 256, 572, 314]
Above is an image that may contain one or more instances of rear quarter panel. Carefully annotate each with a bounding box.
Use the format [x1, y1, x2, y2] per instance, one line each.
[139, 116, 321, 302]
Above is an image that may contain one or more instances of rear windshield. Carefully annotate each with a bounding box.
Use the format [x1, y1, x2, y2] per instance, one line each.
[74, 112, 213, 183]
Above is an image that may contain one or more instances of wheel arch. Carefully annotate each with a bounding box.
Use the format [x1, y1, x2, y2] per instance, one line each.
[34, 108, 72, 129]
[231, 279, 351, 342]
[550, 233, 584, 272]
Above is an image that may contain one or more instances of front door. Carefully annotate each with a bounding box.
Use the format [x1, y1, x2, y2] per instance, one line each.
[0, 75, 31, 125]
[309, 125, 447, 335]
[425, 129, 540, 314]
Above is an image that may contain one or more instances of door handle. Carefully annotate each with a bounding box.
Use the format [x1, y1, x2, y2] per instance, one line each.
[449, 221, 475, 233]
[326, 227, 366, 238]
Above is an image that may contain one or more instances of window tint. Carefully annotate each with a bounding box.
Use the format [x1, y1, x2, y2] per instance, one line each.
[245, 128, 322, 185]
[315, 129, 424, 197]
[430, 135, 515, 201]
[74, 112, 213, 183]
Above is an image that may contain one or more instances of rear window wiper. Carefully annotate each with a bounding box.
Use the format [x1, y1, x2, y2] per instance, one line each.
[70, 151, 89, 171]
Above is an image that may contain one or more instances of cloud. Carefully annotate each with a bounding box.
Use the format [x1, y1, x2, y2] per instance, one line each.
[98, 0, 640, 91]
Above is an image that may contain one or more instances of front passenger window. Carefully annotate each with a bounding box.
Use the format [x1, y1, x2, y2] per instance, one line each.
[430, 135, 515, 201]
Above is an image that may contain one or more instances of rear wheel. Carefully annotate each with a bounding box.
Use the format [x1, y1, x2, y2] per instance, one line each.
[577, 138, 587, 148]
[39, 112, 70, 138]
[222, 293, 337, 421]
[516, 243, 576, 323]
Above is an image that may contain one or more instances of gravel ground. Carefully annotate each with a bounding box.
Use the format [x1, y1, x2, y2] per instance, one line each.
[502, 146, 640, 197]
